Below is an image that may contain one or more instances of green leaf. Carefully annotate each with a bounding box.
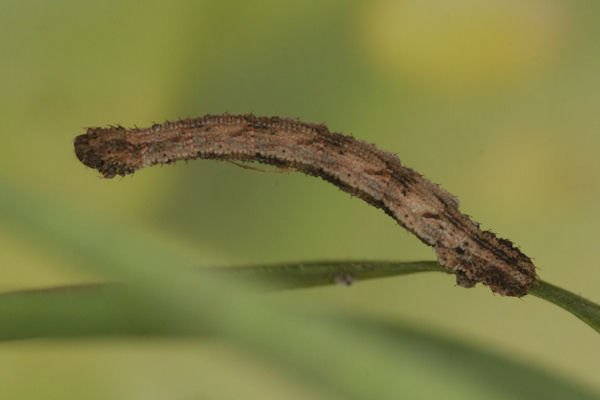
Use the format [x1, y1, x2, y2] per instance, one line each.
[211, 260, 445, 289]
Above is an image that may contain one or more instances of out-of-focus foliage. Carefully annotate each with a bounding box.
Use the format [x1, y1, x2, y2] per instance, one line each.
[1, 0, 600, 398]
[1, 181, 599, 399]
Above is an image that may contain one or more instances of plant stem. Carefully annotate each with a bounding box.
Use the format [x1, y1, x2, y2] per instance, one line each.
[529, 280, 600, 334]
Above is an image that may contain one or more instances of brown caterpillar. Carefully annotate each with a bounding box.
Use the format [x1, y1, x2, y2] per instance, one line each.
[74, 113, 537, 296]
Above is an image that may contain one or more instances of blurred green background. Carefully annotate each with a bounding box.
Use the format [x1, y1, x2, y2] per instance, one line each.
[1, 0, 600, 398]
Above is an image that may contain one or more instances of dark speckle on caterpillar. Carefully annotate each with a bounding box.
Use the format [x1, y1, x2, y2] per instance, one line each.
[74, 113, 537, 296]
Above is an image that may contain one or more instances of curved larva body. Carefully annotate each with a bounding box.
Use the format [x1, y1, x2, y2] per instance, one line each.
[74, 114, 537, 296]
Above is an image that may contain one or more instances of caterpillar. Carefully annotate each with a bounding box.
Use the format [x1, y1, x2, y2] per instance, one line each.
[74, 113, 537, 296]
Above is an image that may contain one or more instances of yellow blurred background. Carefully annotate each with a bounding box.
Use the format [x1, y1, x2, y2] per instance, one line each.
[1, 0, 599, 398]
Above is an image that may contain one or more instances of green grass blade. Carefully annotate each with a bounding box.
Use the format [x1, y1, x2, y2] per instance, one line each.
[529, 280, 600, 334]
[0, 286, 202, 340]
[2, 259, 599, 337]
[224, 262, 600, 335]
[212, 260, 445, 289]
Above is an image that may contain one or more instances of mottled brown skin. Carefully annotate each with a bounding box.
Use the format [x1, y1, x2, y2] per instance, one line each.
[74, 114, 537, 296]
